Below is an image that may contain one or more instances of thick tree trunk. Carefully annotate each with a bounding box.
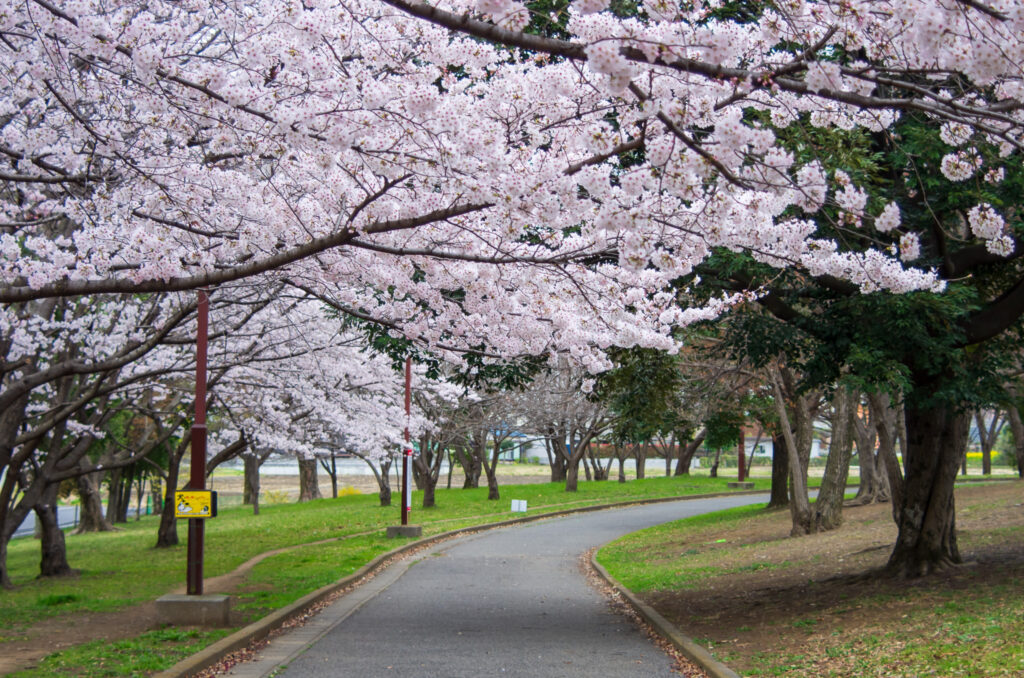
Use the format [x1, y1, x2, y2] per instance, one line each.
[618, 450, 626, 483]
[767, 432, 789, 509]
[379, 459, 393, 506]
[675, 429, 706, 476]
[709, 448, 721, 478]
[814, 387, 855, 531]
[243, 454, 260, 505]
[414, 437, 443, 509]
[480, 439, 502, 501]
[245, 455, 262, 515]
[1007, 404, 1024, 479]
[634, 443, 648, 480]
[106, 468, 125, 524]
[0, 537, 10, 589]
[485, 472, 499, 500]
[565, 457, 581, 492]
[545, 434, 568, 482]
[116, 468, 133, 523]
[36, 484, 75, 578]
[887, 402, 967, 577]
[420, 471, 437, 508]
[454, 446, 481, 488]
[73, 468, 114, 534]
[298, 457, 322, 502]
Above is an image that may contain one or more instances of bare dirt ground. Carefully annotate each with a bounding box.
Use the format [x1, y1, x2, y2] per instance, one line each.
[641, 482, 1024, 676]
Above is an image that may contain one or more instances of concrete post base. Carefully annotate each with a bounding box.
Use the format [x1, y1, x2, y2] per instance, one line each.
[156, 594, 231, 626]
[727, 481, 756, 489]
[386, 525, 423, 538]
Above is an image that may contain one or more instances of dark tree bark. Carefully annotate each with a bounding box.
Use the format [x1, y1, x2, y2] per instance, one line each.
[767, 432, 789, 509]
[1007, 402, 1024, 479]
[318, 454, 339, 498]
[709, 448, 721, 478]
[588, 447, 610, 481]
[155, 437, 188, 548]
[814, 387, 855, 531]
[869, 392, 906, 525]
[850, 397, 889, 506]
[298, 457, 322, 502]
[453, 445, 481, 488]
[73, 464, 114, 534]
[974, 409, 1005, 476]
[545, 430, 568, 482]
[150, 480, 163, 515]
[36, 484, 75, 578]
[414, 433, 445, 508]
[661, 433, 675, 476]
[243, 454, 263, 515]
[565, 454, 582, 491]
[564, 428, 603, 492]
[887, 400, 968, 577]
[243, 454, 260, 505]
[674, 428, 706, 476]
[106, 468, 126, 524]
[770, 365, 814, 535]
[633, 442, 648, 480]
[480, 435, 503, 501]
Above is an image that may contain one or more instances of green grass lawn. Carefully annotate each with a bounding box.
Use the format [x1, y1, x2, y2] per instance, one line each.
[597, 483, 1024, 677]
[2, 474, 769, 677]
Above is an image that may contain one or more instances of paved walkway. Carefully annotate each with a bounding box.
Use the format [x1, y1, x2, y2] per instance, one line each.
[224, 494, 768, 678]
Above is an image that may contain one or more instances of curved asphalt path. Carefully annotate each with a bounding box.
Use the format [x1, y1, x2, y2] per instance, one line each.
[225, 493, 768, 678]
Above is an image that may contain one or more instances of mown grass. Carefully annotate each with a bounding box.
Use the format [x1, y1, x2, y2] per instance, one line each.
[2, 474, 769, 676]
[597, 484, 1024, 677]
[596, 504, 772, 590]
[8, 628, 233, 678]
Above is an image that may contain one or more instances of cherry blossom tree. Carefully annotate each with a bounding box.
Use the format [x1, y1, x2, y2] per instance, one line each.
[2, 0, 1023, 580]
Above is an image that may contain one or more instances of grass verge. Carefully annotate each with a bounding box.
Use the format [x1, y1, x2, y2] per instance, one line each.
[597, 482, 1024, 677]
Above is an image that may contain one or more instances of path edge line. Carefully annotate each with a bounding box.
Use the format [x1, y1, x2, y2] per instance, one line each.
[590, 555, 742, 678]
[154, 488, 765, 678]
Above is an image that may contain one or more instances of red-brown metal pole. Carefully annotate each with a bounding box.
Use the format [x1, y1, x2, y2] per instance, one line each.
[401, 356, 411, 526]
[737, 426, 746, 483]
[187, 289, 209, 595]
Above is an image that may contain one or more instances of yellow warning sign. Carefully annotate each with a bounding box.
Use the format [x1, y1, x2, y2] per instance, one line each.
[174, 490, 217, 518]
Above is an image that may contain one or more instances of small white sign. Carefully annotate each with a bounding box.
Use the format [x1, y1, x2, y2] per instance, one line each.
[511, 499, 528, 513]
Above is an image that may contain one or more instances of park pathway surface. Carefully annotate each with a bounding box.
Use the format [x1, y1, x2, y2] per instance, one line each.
[223, 493, 768, 678]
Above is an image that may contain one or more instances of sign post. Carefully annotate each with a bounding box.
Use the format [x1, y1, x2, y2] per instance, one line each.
[187, 289, 209, 596]
[386, 357, 421, 538]
[402, 356, 412, 526]
[157, 288, 228, 628]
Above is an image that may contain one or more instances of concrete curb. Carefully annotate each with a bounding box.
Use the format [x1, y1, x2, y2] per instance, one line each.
[154, 488, 767, 678]
[590, 556, 741, 678]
